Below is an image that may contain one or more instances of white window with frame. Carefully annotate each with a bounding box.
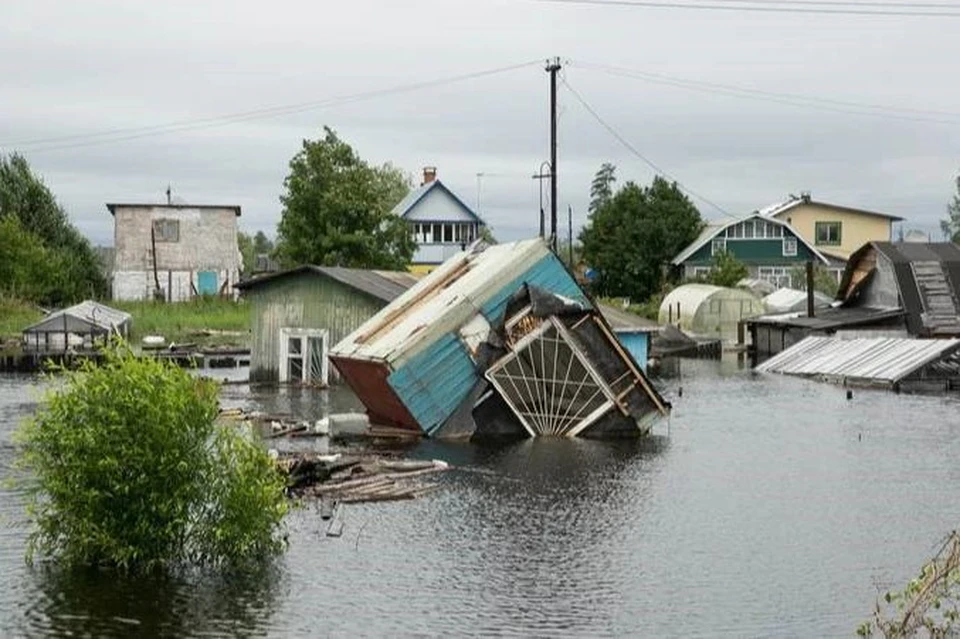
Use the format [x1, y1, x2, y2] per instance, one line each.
[279, 327, 329, 386]
[758, 266, 792, 289]
[782, 237, 798, 257]
[691, 266, 711, 279]
[711, 238, 727, 256]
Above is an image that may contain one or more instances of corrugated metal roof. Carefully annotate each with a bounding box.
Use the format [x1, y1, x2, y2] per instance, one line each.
[236, 265, 416, 303]
[330, 238, 588, 367]
[756, 336, 960, 383]
[747, 306, 904, 330]
[23, 300, 131, 334]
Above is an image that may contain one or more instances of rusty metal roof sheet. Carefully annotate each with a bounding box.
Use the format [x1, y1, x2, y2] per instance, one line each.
[756, 336, 960, 383]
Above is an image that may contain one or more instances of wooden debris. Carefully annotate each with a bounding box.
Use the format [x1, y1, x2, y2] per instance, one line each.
[278, 452, 452, 508]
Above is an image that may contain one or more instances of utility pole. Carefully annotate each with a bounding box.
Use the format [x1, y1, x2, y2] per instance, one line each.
[567, 204, 573, 266]
[546, 56, 561, 253]
[532, 161, 551, 239]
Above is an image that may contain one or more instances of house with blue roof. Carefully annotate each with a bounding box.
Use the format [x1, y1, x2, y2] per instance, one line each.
[392, 167, 486, 274]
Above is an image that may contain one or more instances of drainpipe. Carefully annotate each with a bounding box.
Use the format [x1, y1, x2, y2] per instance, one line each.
[806, 261, 815, 318]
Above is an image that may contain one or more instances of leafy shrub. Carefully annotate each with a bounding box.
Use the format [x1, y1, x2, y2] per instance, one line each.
[17, 345, 287, 571]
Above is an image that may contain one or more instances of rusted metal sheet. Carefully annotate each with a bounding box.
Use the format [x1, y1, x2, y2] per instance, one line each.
[328, 356, 420, 431]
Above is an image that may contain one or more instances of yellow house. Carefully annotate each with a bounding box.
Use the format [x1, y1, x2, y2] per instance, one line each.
[757, 194, 903, 280]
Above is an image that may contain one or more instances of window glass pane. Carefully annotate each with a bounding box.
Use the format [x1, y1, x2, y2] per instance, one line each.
[743, 221, 754, 238]
[444, 224, 454, 242]
[289, 357, 303, 382]
[288, 337, 302, 355]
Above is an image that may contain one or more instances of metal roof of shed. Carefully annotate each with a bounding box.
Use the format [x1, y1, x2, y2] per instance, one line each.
[755, 336, 960, 383]
[23, 300, 131, 335]
[235, 265, 418, 303]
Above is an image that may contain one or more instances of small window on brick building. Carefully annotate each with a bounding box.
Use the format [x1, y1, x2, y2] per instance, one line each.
[153, 219, 180, 242]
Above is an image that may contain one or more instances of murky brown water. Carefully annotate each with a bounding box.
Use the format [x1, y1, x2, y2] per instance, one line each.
[2, 360, 960, 637]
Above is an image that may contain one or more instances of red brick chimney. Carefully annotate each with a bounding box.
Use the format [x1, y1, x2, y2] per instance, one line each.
[422, 166, 437, 186]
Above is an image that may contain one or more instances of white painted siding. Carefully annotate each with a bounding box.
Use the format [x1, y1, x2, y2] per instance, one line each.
[413, 243, 466, 265]
[402, 188, 477, 223]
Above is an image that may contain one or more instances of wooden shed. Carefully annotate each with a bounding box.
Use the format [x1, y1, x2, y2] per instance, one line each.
[235, 266, 418, 384]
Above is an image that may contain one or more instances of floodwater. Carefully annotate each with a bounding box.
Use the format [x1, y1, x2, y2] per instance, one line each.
[2, 360, 960, 638]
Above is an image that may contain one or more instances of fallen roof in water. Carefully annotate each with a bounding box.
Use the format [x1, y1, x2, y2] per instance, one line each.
[755, 335, 960, 389]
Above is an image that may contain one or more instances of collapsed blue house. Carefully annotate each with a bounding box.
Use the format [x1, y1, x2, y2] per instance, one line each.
[329, 238, 670, 438]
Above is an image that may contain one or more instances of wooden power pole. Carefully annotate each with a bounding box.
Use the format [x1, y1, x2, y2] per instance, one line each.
[546, 57, 561, 253]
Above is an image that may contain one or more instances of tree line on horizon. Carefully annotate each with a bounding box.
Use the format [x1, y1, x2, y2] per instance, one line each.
[2, 134, 959, 310]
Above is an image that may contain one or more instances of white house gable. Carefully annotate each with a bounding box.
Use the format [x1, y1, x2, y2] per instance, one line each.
[403, 186, 476, 223]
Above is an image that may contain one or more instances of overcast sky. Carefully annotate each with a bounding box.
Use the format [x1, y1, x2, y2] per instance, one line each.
[2, 0, 958, 247]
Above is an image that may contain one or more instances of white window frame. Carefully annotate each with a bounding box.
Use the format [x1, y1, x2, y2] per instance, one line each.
[711, 238, 727, 256]
[692, 266, 711, 278]
[782, 237, 798, 257]
[279, 327, 329, 386]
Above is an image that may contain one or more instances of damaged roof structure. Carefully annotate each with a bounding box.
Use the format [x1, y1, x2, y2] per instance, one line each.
[747, 241, 960, 356]
[329, 238, 670, 438]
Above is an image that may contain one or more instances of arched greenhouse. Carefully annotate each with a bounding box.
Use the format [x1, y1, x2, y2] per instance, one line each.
[658, 284, 763, 341]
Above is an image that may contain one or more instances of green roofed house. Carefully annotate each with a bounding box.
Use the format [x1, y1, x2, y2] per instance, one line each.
[671, 213, 830, 289]
[235, 266, 418, 384]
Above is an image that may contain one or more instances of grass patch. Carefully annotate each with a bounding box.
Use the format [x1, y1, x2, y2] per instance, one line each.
[113, 298, 251, 348]
[0, 297, 44, 340]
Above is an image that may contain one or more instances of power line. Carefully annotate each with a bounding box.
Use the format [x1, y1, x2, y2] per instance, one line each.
[537, 0, 960, 17]
[1, 60, 542, 153]
[559, 75, 736, 218]
[574, 61, 960, 126]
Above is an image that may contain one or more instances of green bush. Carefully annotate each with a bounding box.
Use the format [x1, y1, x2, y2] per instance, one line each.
[17, 345, 287, 571]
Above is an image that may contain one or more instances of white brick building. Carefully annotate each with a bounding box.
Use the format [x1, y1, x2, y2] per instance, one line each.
[108, 203, 242, 302]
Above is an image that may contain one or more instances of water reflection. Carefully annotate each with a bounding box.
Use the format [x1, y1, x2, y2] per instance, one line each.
[20, 561, 283, 638]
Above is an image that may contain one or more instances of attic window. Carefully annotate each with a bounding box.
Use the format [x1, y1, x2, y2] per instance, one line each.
[782, 237, 798, 257]
[153, 219, 179, 242]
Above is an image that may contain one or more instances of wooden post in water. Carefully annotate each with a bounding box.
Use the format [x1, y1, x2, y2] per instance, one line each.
[806, 261, 815, 318]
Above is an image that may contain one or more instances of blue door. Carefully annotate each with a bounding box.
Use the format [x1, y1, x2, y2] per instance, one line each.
[197, 271, 218, 296]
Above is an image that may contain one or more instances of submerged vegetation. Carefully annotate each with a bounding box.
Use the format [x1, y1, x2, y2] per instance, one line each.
[17, 346, 287, 571]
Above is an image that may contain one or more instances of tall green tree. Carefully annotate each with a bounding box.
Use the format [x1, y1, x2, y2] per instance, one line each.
[941, 172, 960, 243]
[275, 127, 415, 269]
[580, 176, 704, 301]
[589, 163, 617, 213]
[0, 154, 107, 304]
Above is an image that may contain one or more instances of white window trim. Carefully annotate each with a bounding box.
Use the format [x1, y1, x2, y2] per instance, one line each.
[279, 327, 329, 386]
[711, 238, 727, 256]
[782, 237, 798, 257]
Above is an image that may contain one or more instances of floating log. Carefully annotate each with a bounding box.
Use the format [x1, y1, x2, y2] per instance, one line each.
[267, 423, 307, 439]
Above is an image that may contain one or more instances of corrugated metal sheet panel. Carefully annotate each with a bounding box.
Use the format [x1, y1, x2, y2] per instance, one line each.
[756, 336, 960, 383]
[387, 333, 478, 435]
[330, 239, 559, 366]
